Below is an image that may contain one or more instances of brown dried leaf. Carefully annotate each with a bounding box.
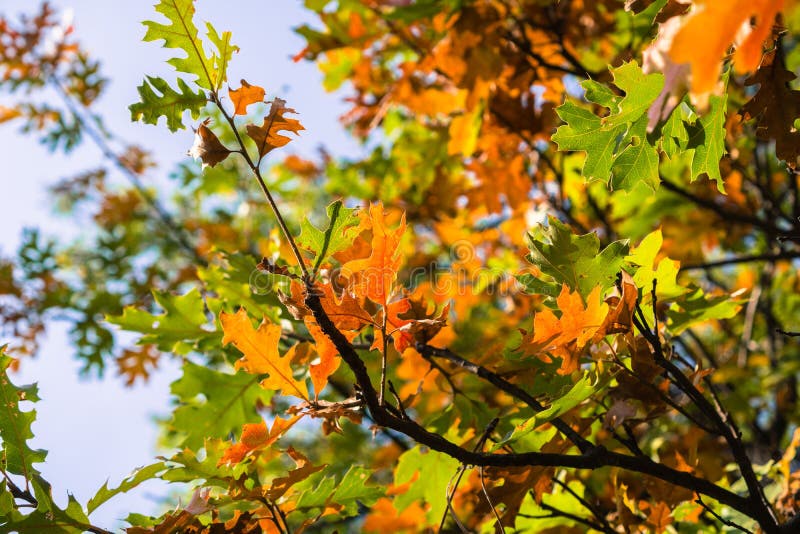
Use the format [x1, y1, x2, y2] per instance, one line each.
[188, 119, 231, 168]
[741, 44, 800, 167]
[245, 98, 304, 158]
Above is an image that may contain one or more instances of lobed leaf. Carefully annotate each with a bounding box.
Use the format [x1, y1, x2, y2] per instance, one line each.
[297, 199, 360, 276]
[220, 308, 309, 400]
[0, 352, 46, 479]
[129, 76, 206, 132]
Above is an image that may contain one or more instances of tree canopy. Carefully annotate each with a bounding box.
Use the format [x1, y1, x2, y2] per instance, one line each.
[2, 1, 800, 532]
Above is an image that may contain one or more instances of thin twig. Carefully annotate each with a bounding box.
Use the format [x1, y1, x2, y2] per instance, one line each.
[695, 496, 754, 534]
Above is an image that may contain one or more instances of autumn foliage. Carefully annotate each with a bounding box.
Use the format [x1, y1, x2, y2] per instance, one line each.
[4, 0, 800, 532]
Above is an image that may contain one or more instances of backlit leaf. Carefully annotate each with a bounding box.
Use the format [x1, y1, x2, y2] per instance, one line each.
[526, 216, 629, 298]
[297, 200, 360, 276]
[129, 76, 206, 132]
[0, 351, 45, 478]
[220, 308, 309, 400]
[228, 79, 265, 116]
[341, 202, 406, 306]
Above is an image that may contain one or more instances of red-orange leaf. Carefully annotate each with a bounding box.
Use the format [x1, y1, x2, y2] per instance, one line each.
[228, 79, 265, 115]
[220, 308, 309, 400]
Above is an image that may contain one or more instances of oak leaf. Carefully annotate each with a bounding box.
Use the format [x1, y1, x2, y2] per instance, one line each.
[188, 119, 231, 168]
[264, 446, 325, 500]
[220, 308, 309, 400]
[218, 416, 302, 465]
[228, 79, 265, 115]
[304, 317, 358, 398]
[741, 45, 800, 167]
[115, 344, 160, 387]
[288, 397, 364, 435]
[245, 98, 304, 158]
[669, 0, 783, 102]
[520, 284, 609, 374]
[341, 202, 406, 306]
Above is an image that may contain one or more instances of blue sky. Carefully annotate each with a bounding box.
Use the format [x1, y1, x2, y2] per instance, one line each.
[1, 1, 354, 529]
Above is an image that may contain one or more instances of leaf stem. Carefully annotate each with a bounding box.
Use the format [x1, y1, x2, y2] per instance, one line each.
[210, 92, 310, 280]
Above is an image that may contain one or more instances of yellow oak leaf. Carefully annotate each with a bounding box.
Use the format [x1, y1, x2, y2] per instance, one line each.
[341, 202, 406, 306]
[220, 308, 309, 400]
[228, 79, 265, 115]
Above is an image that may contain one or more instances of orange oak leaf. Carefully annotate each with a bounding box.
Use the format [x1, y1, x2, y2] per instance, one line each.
[315, 281, 374, 331]
[669, 0, 784, 102]
[372, 298, 412, 352]
[520, 284, 609, 374]
[218, 416, 302, 465]
[304, 316, 358, 398]
[341, 202, 406, 306]
[245, 98, 305, 158]
[378, 297, 450, 353]
[188, 119, 231, 168]
[228, 79, 265, 116]
[220, 308, 309, 400]
[362, 497, 428, 533]
[645, 501, 674, 533]
[279, 279, 374, 331]
[115, 344, 160, 387]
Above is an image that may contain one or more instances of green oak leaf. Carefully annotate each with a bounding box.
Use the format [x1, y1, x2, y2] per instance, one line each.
[205, 22, 237, 91]
[106, 288, 214, 354]
[294, 466, 383, 518]
[660, 102, 691, 156]
[142, 0, 236, 91]
[625, 229, 687, 301]
[0, 352, 46, 478]
[604, 61, 665, 128]
[526, 216, 629, 298]
[394, 446, 460, 524]
[668, 288, 743, 334]
[129, 76, 206, 132]
[611, 115, 659, 191]
[496, 371, 609, 448]
[553, 61, 664, 191]
[297, 200, 360, 276]
[0, 476, 90, 534]
[87, 462, 167, 514]
[169, 361, 273, 450]
[552, 102, 624, 182]
[687, 94, 727, 192]
[581, 79, 619, 108]
[159, 439, 236, 485]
